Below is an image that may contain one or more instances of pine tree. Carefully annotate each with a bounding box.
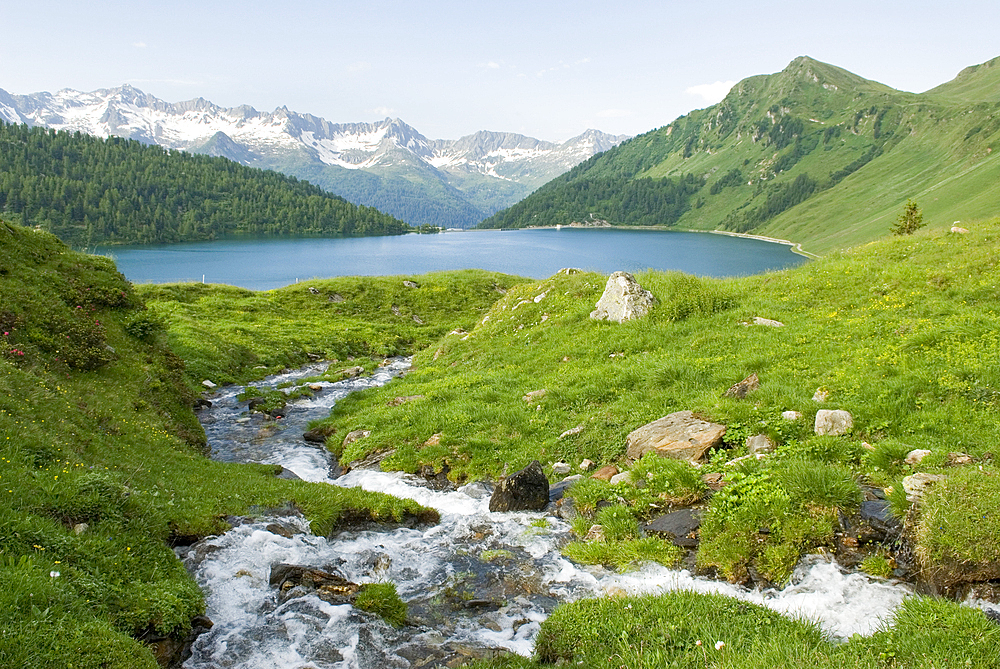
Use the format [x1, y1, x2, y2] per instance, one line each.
[892, 198, 924, 235]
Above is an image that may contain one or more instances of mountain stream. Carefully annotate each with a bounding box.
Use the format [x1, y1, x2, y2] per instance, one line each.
[180, 359, 914, 668]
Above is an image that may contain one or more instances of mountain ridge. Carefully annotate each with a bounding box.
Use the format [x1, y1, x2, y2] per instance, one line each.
[479, 55, 1000, 254]
[0, 86, 628, 228]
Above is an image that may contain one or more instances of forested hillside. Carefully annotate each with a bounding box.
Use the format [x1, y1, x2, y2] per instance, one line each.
[480, 56, 1000, 254]
[0, 122, 413, 246]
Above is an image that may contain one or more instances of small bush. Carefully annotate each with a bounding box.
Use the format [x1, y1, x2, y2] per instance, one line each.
[124, 310, 165, 341]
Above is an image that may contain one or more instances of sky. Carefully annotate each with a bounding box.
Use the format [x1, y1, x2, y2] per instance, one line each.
[2, 0, 999, 142]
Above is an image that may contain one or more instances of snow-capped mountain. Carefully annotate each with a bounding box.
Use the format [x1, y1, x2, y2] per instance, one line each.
[0, 85, 629, 227]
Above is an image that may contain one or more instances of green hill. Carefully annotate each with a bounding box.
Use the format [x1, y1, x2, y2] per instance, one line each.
[479, 56, 1000, 255]
[0, 122, 413, 246]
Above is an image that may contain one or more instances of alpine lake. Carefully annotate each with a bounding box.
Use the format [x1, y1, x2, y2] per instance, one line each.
[93, 227, 807, 289]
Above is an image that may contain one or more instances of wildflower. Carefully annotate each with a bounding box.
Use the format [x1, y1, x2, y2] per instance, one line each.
[49, 570, 60, 578]
[715, 641, 725, 651]
[695, 640, 702, 647]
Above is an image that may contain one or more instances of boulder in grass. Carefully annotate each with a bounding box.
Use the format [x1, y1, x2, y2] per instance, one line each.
[590, 464, 619, 481]
[489, 460, 550, 512]
[589, 271, 655, 323]
[625, 410, 726, 463]
[814, 409, 853, 436]
[644, 508, 703, 548]
[724, 373, 759, 399]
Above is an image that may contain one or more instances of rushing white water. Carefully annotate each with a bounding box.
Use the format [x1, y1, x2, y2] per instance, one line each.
[181, 360, 916, 668]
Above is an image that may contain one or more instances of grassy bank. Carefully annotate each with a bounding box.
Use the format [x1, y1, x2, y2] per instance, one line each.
[0, 221, 437, 668]
[473, 591, 1000, 669]
[136, 270, 530, 386]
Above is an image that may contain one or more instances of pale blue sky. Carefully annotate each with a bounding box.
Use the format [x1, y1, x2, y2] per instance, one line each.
[2, 0, 998, 141]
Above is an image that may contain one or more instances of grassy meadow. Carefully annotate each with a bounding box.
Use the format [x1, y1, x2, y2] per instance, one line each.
[0, 221, 437, 668]
[138, 214, 1000, 666]
[4, 208, 1000, 666]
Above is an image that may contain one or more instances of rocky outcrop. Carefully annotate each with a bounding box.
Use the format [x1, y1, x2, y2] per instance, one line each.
[342, 429, 371, 448]
[589, 272, 655, 323]
[625, 410, 726, 463]
[489, 460, 550, 512]
[303, 426, 334, 444]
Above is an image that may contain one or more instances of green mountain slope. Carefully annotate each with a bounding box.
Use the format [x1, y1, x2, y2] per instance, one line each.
[479, 56, 1000, 254]
[0, 122, 413, 246]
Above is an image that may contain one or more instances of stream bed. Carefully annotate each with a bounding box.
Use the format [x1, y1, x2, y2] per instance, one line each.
[179, 360, 915, 668]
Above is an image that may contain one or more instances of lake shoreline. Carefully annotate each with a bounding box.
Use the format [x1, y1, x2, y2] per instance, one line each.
[502, 223, 819, 259]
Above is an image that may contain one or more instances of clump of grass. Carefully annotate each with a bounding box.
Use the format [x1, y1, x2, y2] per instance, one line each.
[629, 451, 707, 507]
[353, 582, 407, 627]
[563, 537, 682, 572]
[771, 458, 861, 509]
[697, 464, 836, 584]
[562, 504, 682, 572]
[859, 552, 895, 579]
[913, 464, 1000, 589]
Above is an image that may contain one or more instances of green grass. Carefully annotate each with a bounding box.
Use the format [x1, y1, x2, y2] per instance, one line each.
[0, 220, 438, 667]
[353, 582, 407, 627]
[136, 270, 530, 386]
[479, 55, 1000, 256]
[471, 591, 1000, 669]
[316, 215, 1000, 588]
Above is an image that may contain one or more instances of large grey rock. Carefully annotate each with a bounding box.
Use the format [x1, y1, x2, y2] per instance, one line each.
[489, 460, 550, 512]
[626, 410, 726, 463]
[589, 271, 655, 323]
[814, 409, 853, 436]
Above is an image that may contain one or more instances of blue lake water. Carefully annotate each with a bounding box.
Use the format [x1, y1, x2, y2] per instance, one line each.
[94, 228, 807, 290]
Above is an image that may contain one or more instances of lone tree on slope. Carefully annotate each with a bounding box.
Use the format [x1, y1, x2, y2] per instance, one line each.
[892, 198, 924, 235]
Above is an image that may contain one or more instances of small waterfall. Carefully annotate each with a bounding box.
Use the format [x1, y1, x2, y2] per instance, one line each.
[181, 360, 915, 668]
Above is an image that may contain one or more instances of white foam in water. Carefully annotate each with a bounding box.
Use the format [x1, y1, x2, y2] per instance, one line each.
[184, 362, 917, 668]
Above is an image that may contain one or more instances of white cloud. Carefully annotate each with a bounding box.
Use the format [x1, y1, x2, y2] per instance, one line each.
[372, 106, 395, 117]
[132, 42, 147, 48]
[597, 109, 632, 118]
[534, 57, 591, 78]
[483, 61, 501, 69]
[685, 80, 736, 104]
[346, 61, 371, 73]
